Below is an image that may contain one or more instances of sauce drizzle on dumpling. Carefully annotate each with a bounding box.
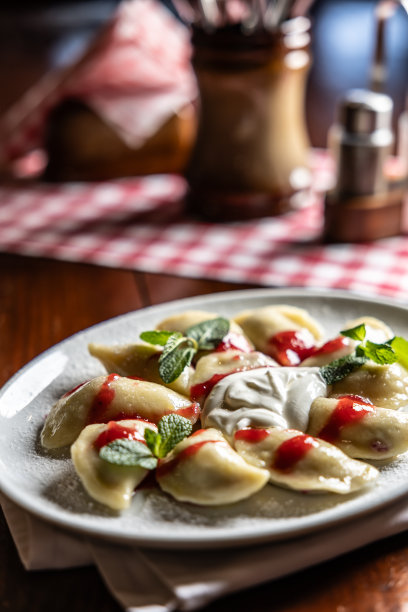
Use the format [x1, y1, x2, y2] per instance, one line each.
[190, 372, 234, 402]
[318, 395, 375, 443]
[156, 437, 225, 478]
[268, 331, 349, 366]
[88, 373, 119, 424]
[215, 332, 253, 353]
[234, 428, 319, 472]
[273, 434, 319, 472]
[93, 420, 147, 450]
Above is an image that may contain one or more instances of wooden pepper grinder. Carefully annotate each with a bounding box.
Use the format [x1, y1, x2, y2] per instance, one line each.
[185, 17, 312, 221]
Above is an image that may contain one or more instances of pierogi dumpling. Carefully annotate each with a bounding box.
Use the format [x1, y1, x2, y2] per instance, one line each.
[308, 396, 408, 459]
[156, 428, 269, 505]
[302, 316, 394, 368]
[233, 305, 323, 365]
[41, 374, 200, 449]
[190, 349, 277, 403]
[71, 419, 157, 510]
[201, 367, 327, 442]
[233, 427, 378, 494]
[88, 342, 193, 396]
[329, 362, 408, 411]
[156, 310, 253, 353]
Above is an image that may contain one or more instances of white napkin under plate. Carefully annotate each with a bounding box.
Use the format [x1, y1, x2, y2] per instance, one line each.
[2, 491, 408, 612]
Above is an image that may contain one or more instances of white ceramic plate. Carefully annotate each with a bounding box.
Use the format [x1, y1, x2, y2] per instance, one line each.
[2, 288, 408, 550]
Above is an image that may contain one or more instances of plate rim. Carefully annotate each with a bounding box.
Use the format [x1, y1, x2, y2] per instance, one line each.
[1, 286, 408, 550]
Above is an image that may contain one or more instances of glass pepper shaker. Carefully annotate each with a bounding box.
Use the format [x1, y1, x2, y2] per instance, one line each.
[324, 88, 403, 242]
[185, 17, 312, 221]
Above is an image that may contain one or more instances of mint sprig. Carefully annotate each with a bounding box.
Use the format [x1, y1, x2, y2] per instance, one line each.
[99, 439, 158, 469]
[359, 340, 397, 365]
[141, 317, 230, 383]
[186, 317, 230, 350]
[159, 335, 197, 384]
[99, 414, 193, 468]
[139, 330, 180, 346]
[321, 323, 405, 385]
[320, 355, 367, 385]
[340, 323, 366, 342]
[145, 413, 193, 458]
[389, 336, 408, 370]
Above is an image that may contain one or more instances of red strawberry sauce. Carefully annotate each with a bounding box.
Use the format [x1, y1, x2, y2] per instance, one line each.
[318, 395, 374, 443]
[273, 434, 318, 472]
[93, 420, 147, 450]
[234, 428, 318, 472]
[267, 332, 348, 366]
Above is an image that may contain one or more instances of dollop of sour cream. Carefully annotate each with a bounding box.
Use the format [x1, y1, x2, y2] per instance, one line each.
[201, 367, 327, 441]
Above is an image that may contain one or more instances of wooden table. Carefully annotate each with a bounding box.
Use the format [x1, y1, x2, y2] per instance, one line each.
[1, 252, 408, 611]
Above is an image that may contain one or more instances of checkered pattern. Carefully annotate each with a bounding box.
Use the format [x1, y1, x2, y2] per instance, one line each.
[1, 152, 408, 300]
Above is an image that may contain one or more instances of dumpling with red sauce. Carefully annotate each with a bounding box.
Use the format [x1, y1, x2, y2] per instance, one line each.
[41, 374, 200, 449]
[88, 341, 193, 396]
[233, 427, 378, 494]
[233, 305, 324, 366]
[307, 395, 408, 460]
[302, 315, 394, 367]
[156, 310, 253, 354]
[71, 419, 157, 510]
[328, 362, 408, 411]
[156, 428, 269, 505]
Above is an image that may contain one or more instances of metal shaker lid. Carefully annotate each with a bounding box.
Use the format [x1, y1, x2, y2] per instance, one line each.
[339, 89, 393, 134]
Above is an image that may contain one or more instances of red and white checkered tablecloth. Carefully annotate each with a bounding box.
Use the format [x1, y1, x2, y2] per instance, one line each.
[1, 152, 408, 301]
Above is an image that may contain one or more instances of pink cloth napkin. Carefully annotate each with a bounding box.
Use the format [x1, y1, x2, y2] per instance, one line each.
[0, 0, 196, 166]
[2, 491, 408, 611]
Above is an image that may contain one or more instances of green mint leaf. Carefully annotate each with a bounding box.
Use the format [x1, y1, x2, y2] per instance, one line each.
[361, 340, 398, 365]
[390, 336, 408, 370]
[320, 354, 367, 385]
[161, 333, 194, 358]
[140, 330, 182, 347]
[159, 336, 196, 383]
[340, 323, 366, 342]
[99, 439, 157, 470]
[144, 428, 162, 456]
[186, 317, 230, 350]
[156, 414, 193, 458]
